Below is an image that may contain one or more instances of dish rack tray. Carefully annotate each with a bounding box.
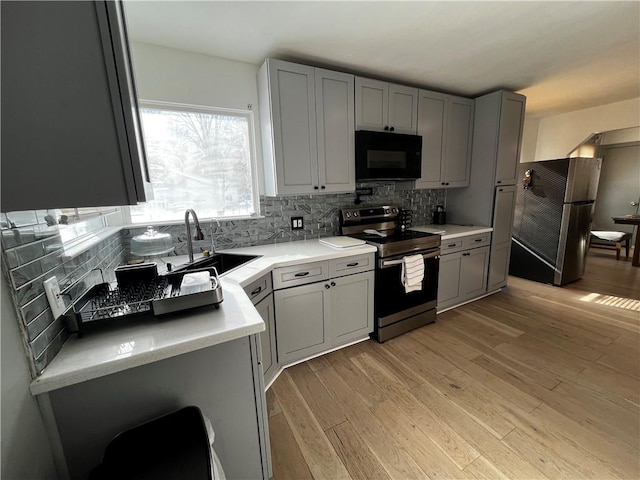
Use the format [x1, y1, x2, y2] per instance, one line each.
[65, 268, 223, 336]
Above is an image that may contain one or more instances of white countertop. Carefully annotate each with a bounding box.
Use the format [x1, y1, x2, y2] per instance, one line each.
[410, 224, 493, 240]
[31, 239, 376, 395]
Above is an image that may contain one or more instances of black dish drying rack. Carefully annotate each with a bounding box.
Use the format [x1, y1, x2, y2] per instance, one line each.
[64, 264, 223, 336]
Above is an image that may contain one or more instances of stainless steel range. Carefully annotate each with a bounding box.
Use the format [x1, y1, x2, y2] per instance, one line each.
[340, 206, 441, 342]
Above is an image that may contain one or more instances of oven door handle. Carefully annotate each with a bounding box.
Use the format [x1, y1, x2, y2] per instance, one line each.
[379, 251, 440, 269]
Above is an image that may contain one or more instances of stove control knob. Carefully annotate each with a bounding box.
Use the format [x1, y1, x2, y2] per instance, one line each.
[345, 212, 351, 218]
[385, 208, 390, 214]
[353, 212, 359, 217]
[392, 208, 398, 213]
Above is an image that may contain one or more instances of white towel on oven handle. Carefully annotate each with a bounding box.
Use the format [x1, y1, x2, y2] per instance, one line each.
[402, 254, 424, 293]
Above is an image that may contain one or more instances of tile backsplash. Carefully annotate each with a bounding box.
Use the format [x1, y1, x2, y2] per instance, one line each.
[2, 223, 125, 375]
[2, 182, 444, 375]
[123, 183, 446, 258]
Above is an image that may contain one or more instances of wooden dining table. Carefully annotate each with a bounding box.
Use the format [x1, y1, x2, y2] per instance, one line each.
[612, 215, 640, 266]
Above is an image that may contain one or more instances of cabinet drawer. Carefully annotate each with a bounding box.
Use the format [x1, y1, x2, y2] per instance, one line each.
[243, 274, 273, 305]
[272, 261, 329, 290]
[440, 239, 464, 254]
[463, 233, 491, 250]
[329, 253, 374, 277]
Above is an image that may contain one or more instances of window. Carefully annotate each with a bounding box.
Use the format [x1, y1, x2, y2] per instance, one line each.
[129, 101, 259, 223]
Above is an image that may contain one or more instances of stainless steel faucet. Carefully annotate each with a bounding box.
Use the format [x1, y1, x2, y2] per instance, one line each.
[184, 209, 205, 262]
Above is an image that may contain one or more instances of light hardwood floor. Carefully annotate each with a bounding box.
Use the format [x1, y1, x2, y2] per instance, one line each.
[267, 249, 639, 479]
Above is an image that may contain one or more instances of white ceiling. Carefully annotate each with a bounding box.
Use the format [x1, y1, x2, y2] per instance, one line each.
[124, 1, 640, 118]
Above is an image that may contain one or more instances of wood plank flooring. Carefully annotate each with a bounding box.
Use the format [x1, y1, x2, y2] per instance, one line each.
[267, 250, 639, 479]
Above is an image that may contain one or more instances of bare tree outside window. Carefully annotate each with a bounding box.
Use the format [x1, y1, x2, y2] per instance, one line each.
[130, 104, 257, 223]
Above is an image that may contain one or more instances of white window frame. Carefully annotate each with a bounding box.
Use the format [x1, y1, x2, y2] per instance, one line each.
[120, 100, 262, 226]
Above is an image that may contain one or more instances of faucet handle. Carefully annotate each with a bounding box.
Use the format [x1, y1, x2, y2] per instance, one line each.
[194, 226, 205, 241]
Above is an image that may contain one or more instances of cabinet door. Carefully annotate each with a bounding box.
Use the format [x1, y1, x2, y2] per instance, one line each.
[355, 77, 388, 132]
[315, 69, 355, 193]
[330, 271, 374, 345]
[488, 242, 511, 291]
[495, 92, 526, 186]
[415, 91, 446, 189]
[492, 185, 517, 246]
[444, 97, 474, 188]
[255, 294, 277, 385]
[267, 59, 318, 194]
[459, 246, 489, 300]
[437, 252, 462, 311]
[388, 84, 419, 134]
[274, 282, 327, 364]
[1, 1, 150, 211]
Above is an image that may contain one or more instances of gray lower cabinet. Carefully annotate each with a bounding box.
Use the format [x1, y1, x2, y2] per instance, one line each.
[274, 281, 328, 364]
[255, 294, 277, 385]
[273, 255, 374, 365]
[437, 233, 491, 312]
[244, 273, 278, 386]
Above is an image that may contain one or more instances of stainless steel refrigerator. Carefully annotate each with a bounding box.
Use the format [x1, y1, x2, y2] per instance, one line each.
[510, 157, 602, 285]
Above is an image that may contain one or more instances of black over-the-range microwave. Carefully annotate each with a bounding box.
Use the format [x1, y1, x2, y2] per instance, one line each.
[355, 130, 422, 181]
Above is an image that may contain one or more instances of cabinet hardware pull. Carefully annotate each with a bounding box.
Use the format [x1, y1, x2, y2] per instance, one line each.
[497, 180, 502, 183]
[331, 281, 336, 287]
[321, 185, 326, 189]
[463, 252, 471, 256]
[314, 186, 319, 190]
[442, 182, 446, 185]
[384, 126, 389, 131]
[325, 284, 330, 289]
[475, 239, 482, 242]
[390, 126, 395, 132]
[250, 286, 263, 295]
[499, 188, 503, 191]
[448, 243, 457, 247]
[294, 271, 310, 277]
[346, 262, 359, 267]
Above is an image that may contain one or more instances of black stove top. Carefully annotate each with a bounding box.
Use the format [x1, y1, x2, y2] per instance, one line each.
[339, 205, 441, 257]
[350, 229, 436, 244]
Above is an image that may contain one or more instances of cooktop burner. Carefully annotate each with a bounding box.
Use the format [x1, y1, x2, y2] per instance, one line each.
[350, 229, 436, 244]
[339, 205, 441, 257]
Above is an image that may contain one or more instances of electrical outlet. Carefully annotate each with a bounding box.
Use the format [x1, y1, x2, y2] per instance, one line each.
[291, 216, 303, 230]
[44, 276, 66, 319]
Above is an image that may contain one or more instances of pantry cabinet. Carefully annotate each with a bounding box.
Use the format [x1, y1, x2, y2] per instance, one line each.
[415, 90, 474, 189]
[1, 0, 151, 211]
[488, 185, 517, 291]
[272, 254, 374, 365]
[355, 77, 419, 134]
[258, 59, 355, 195]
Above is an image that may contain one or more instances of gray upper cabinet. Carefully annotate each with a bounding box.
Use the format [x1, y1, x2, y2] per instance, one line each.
[494, 92, 526, 186]
[355, 77, 418, 134]
[1, 1, 151, 211]
[415, 90, 474, 189]
[258, 59, 355, 195]
[315, 69, 356, 193]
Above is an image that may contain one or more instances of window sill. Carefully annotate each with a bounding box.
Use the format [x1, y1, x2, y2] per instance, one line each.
[60, 227, 122, 261]
[122, 215, 266, 229]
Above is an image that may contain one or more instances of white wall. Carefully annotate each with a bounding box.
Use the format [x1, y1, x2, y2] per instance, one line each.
[534, 97, 640, 160]
[1, 275, 57, 480]
[129, 42, 265, 192]
[520, 117, 540, 163]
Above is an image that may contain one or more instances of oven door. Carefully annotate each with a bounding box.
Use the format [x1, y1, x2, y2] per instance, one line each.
[375, 249, 439, 327]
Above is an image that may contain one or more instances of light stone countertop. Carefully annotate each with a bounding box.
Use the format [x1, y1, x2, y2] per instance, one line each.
[410, 224, 493, 240]
[30, 239, 376, 395]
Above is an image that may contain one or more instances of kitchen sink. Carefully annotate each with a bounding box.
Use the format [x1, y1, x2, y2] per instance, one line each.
[171, 252, 260, 276]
